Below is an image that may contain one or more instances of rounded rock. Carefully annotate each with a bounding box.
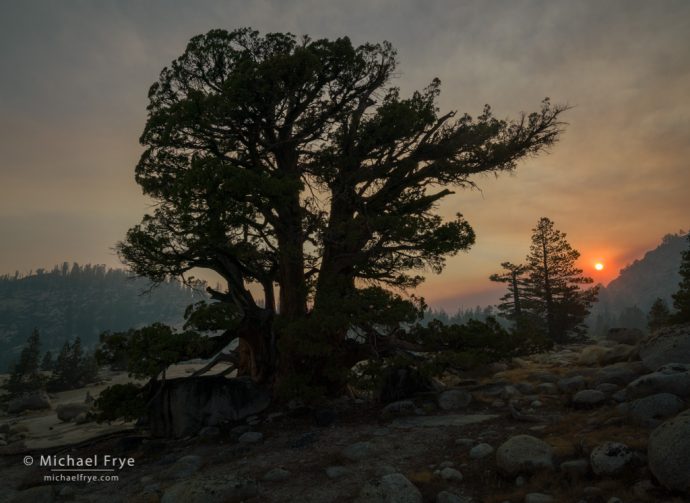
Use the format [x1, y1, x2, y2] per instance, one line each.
[496, 435, 554, 476]
[648, 410, 690, 493]
[590, 442, 633, 476]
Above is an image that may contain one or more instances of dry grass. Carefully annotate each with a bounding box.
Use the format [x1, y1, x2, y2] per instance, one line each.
[542, 408, 649, 457]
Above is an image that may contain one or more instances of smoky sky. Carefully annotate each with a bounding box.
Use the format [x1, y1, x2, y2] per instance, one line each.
[1, 0, 689, 309]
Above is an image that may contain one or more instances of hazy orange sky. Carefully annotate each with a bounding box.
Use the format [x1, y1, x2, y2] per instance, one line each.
[1, 1, 689, 310]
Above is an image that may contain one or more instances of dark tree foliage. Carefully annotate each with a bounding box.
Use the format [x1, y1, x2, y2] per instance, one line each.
[117, 28, 567, 396]
[5, 329, 46, 396]
[493, 218, 598, 343]
[40, 351, 54, 371]
[522, 218, 598, 342]
[48, 337, 99, 391]
[489, 262, 528, 328]
[672, 234, 690, 323]
[647, 297, 671, 332]
[0, 262, 205, 372]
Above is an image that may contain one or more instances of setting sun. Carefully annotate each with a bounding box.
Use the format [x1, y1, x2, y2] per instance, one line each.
[595, 262, 604, 271]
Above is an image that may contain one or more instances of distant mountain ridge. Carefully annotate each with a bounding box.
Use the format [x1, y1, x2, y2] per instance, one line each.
[0, 263, 207, 371]
[591, 232, 688, 332]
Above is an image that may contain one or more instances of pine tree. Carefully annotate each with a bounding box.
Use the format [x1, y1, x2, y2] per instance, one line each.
[40, 351, 53, 371]
[647, 298, 671, 331]
[522, 217, 599, 342]
[490, 262, 527, 328]
[672, 234, 690, 323]
[49, 338, 99, 391]
[5, 329, 45, 395]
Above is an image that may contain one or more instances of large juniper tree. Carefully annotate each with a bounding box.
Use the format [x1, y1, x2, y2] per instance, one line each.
[521, 217, 598, 342]
[118, 28, 566, 395]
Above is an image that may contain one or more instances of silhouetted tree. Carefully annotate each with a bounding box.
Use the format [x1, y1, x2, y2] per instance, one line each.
[490, 262, 527, 328]
[647, 297, 671, 331]
[5, 329, 45, 395]
[522, 217, 598, 342]
[49, 337, 99, 391]
[672, 234, 690, 323]
[40, 351, 54, 371]
[117, 28, 567, 396]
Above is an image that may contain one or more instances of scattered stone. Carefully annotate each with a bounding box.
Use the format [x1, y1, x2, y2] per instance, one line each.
[238, 431, 263, 444]
[455, 438, 474, 448]
[262, 467, 290, 482]
[625, 363, 690, 399]
[557, 376, 586, 393]
[590, 442, 633, 476]
[438, 390, 472, 410]
[439, 461, 455, 469]
[595, 383, 619, 393]
[639, 323, 690, 370]
[606, 498, 622, 503]
[515, 383, 536, 395]
[530, 400, 542, 408]
[524, 494, 554, 503]
[594, 362, 647, 386]
[381, 400, 418, 419]
[326, 466, 349, 479]
[496, 435, 554, 476]
[536, 383, 558, 394]
[469, 443, 494, 459]
[355, 473, 422, 503]
[515, 475, 526, 486]
[161, 474, 257, 503]
[7, 391, 51, 414]
[560, 458, 589, 478]
[74, 412, 90, 424]
[627, 392, 685, 427]
[342, 441, 377, 461]
[572, 389, 606, 408]
[440, 467, 464, 482]
[436, 491, 470, 503]
[648, 409, 690, 494]
[501, 385, 521, 400]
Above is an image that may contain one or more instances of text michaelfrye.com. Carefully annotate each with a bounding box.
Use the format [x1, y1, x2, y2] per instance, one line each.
[23, 454, 135, 484]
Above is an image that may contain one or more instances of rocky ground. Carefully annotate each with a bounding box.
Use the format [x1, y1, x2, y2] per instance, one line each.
[1, 324, 690, 503]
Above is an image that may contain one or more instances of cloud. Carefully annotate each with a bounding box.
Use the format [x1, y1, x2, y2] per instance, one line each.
[1, 0, 689, 308]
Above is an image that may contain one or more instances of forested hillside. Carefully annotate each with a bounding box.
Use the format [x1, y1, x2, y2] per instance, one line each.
[0, 263, 206, 371]
[589, 232, 687, 335]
